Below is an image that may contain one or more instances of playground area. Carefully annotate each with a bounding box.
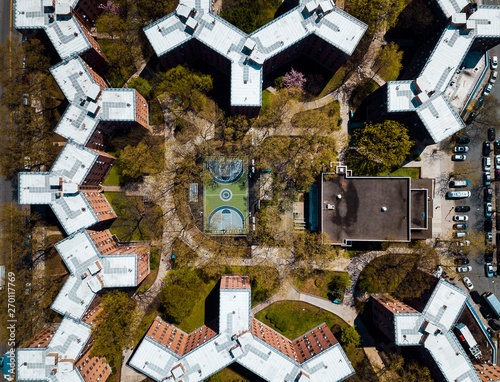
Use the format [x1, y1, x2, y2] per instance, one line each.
[204, 157, 249, 235]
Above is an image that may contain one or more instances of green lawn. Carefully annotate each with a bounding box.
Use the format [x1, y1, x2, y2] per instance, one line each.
[291, 270, 349, 300]
[177, 279, 218, 333]
[319, 66, 350, 98]
[204, 158, 248, 234]
[378, 167, 420, 179]
[103, 165, 121, 186]
[255, 301, 348, 340]
[260, 89, 272, 115]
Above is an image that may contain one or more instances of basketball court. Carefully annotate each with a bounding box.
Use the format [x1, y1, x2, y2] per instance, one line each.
[204, 157, 248, 234]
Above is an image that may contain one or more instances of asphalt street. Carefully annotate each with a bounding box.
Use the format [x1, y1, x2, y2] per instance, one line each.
[0, 0, 20, 377]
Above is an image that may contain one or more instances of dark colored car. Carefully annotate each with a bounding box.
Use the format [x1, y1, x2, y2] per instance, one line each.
[495, 140, 500, 155]
[484, 141, 492, 156]
[489, 320, 500, 331]
[466, 112, 476, 124]
[484, 172, 492, 186]
[471, 291, 482, 304]
[481, 306, 493, 319]
[455, 206, 471, 212]
[486, 252, 494, 263]
[456, 258, 470, 265]
[486, 219, 493, 231]
[485, 187, 493, 202]
[475, 97, 485, 110]
[489, 128, 496, 141]
[457, 137, 471, 144]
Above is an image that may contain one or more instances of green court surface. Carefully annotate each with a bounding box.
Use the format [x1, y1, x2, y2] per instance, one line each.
[204, 157, 248, 234]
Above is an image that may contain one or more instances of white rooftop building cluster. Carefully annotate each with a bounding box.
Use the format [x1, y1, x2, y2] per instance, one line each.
[387, 0, 500, 143]
[17, 316, 91, 382]
[18, 142, 103, 234]
[129, 276, 354, 382]
[50, 56, 142, 147]
[52, 230, 144, 320]
[391, 279, 481, 382]
[144, 0, 367, 108]
[13, 0, 96, 61]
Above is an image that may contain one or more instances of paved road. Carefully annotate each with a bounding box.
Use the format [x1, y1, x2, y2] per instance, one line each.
[0, 0, 20, 379]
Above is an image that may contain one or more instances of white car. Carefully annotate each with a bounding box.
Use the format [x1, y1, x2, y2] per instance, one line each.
[457, 266, 472, 273]
[484, 156, 492, 171]
[495, 155, 500, 170]
[492, 55, 498, 70]
[453, 215, 469, 221]
[463, 276, 474, 290]
[455, 240, 470, 247]
[484, 83, 493, 96]
[491, 70, 498, 84]
[434, 266, 443, 278]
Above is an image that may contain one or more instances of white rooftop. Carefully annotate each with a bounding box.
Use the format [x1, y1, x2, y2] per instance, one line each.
[436, 0, 469, 18]
[52, 230, 139, 320]
[392, 279, 480, 382]
[14, 0, 91, 61]
[144, 0, 366, 108]
[50, 57, 140, 146]
[18, 142, 100, 235]
[129, 276, 355, 382]
[17, 316, 90, 382]
[386, 5, 500, 143]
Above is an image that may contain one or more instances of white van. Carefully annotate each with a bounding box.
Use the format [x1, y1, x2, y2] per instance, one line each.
[447, 191, 471, 198]
[455, 231, 469, 238]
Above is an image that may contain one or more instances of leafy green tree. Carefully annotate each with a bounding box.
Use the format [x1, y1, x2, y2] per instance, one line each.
[155, 65, 213, 112]
[96, 13, 126, 38]
[346, 0, 408, 32]
[128, 77, 153, 99]
[91, 291, 136, 369]
[328, 273, 351, 291]
[136, 0, 177, 23]
[352, 120, 413, 169]
[119, 138, 164, 179]
[340, 326, 361, 347]
[220, 0, 281, 34]
[160, 268, 203, 324]
[373, 42, 403, 82]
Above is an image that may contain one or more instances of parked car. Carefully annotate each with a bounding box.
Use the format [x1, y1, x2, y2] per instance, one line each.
[22, 93, 28, 106]
[454, 223, 468, 229]
[489, 128, 497, 141]
[452, 154, 467, 161]
[495, 155, 500, 170]
[485, 188, 493, 202]
[487, 232, 494, 245]
[450, 180, 470, 187]
[466, 112, 476, 124]
[463, 276, 474, 290]
[454, 146, 469, 153]
[485, 202, 493, 217]
[486, 219, 493, 231]
[453, 215, 469, 221]
[455, 206, 470, 212]
[455, 231, 469, 238]
[481, 306, 493, 319]
[496, 170, 500, 180]
[486, 252, 494, 263]
[456, 258, 470, 265]
[447, 191, 471, 198]
[492, 55, 498, 69]
[457, 137, 470, 144]
[486, 263, 494, 277]
[485, 83, 494, 96]
[484, 172, 492, 186]
[491, 70, 498, 84]
[434, 266, 443, 278]
[457, 266, 472, 273]
[471, 290, 482, 304]
[495, 141, 500, 155]
[484, 141, 492, 156]
[490, 320, 500, 331]
[484, 156, 492, 171]
[455, 240, 470, 247]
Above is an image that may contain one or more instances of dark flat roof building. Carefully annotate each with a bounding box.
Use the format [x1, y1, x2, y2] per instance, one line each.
[318, 166, 432, 245]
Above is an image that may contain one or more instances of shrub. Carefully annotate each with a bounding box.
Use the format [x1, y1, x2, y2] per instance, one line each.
[315, 279, 324, 288]
[340, 326, 361, 347]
